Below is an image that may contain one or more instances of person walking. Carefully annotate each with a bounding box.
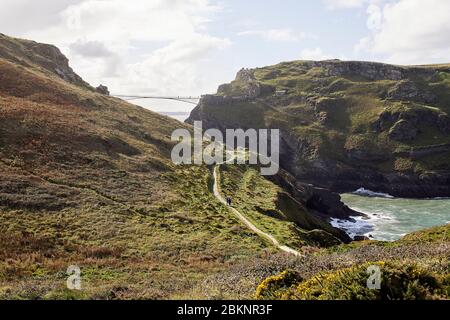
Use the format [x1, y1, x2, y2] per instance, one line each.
[226, 196, 232, 207]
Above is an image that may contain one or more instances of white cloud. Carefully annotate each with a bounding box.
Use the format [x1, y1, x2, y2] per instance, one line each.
[356, 0, 450, 64]
[0, 0, 84, 35]
[70, 40, 113, 58]
[0, 0, 230, 97]
[299, 47, 334, 60]
[114, 35, 231, 95]
[323, 0, 369, 10]
[366, 4, 382, 31]
[238, 29, 317, 42]
[323, 0, 387, 10]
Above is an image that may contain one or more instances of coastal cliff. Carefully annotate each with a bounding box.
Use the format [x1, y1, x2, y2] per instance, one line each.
[187, 60, 450, 198]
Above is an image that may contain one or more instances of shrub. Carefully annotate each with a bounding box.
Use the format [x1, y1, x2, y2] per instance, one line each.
[255, 270, 303, 300]
[256, 262, 449, 300]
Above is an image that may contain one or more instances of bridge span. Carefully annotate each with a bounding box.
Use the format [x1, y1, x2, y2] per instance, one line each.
[112, 94, 201, 105]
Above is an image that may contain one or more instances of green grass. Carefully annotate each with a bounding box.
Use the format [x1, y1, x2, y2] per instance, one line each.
[0, 33, 277, 299]
[217, 165, 307, 250]
[217, 165, 344, 249]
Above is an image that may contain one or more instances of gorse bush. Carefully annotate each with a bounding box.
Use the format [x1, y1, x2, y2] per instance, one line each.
[256, 261, 449, 300]
[255, 270, 303, 300]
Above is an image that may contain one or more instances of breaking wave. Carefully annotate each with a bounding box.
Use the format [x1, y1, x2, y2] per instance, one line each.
[352, 188, 394, 199]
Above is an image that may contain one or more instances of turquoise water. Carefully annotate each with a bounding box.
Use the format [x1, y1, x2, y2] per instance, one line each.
[331, 193, 450, 241]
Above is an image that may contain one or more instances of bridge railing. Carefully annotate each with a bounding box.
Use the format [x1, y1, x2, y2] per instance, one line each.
[112, 94, 201, 104]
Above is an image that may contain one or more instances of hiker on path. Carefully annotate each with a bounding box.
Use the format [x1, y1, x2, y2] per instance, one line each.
[226, 196, 232, 207]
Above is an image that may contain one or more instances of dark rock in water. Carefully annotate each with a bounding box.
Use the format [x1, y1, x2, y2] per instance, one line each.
[96, 84, 110, 95]
[354, 235, 370, 241]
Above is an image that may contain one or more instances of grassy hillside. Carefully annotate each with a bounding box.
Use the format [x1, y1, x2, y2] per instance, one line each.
[0, 34, 354, 299]
[0, 34, 274, 299]
[217, 164, 347, 248]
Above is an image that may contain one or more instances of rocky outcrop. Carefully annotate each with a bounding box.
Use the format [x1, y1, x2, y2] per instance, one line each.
[310, 97, 345, 126]
[293, 164, 450, 199]
[235, 68, 256, 83]
[304, 229, 343, 247]
[270, 170, 353, 243]
[389, 119, 418, 141]
[386, 80, 436, 104]
[96, 84, 110, 95]
[353, 235, 370, 241]
[0, 33, 92, 89]
[305, 60, 437, 81]
[373, 106, 450, 139]
[274, 191, 352, 243]
[271, 169, 360, 221]
[217, 68, 275, 99]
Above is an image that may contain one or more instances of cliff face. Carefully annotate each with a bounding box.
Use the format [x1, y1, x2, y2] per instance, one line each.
[187, 60, 450, 198]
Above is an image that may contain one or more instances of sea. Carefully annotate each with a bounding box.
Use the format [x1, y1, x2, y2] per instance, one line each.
[160, 112, 190, 123]
[331, 188, 450, 241]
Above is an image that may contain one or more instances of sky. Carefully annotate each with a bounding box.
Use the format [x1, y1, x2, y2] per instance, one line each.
[0, 0, 449, 114]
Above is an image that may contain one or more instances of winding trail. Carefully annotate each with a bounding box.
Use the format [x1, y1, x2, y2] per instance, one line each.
[212, 164, 302, 257]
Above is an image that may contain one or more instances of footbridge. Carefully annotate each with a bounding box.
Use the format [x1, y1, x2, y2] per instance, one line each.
[112, 94, 201, 105]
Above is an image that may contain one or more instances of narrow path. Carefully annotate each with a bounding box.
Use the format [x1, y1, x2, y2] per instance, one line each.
[213, 165, 302, 257]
